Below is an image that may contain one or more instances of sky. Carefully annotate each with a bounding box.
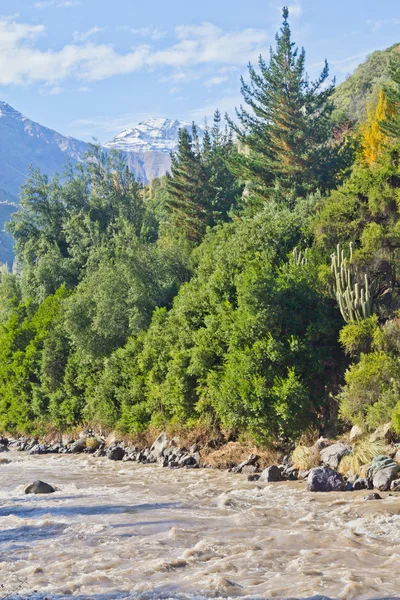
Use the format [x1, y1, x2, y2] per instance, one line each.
[0, 0, 399, 143]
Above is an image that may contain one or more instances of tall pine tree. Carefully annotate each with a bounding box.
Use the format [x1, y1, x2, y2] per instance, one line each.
[228, 7, 338, 205]
[166, 114, 242, 243]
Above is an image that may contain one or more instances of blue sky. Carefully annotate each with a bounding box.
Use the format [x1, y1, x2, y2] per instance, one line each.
[0, 0, 399, 143]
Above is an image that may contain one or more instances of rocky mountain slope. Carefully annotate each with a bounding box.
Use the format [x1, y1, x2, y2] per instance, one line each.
[333, 43, 400, 123]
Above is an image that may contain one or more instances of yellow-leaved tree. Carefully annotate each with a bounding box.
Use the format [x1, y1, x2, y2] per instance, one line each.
[362, 90, 395, 165]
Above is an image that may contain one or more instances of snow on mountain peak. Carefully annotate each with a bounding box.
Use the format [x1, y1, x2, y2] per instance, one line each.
[105, 118, 204, 154]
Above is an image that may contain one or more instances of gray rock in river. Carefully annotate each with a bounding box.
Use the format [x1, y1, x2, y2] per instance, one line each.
[352, 477, 368, 490]
[107, 446, 125, 461]
[0, 443, 9, 453]
[366, 455, 400, 490]
[364, 492, 383, 501]
[149, 432, 168, 461]
[259, 465, 282, 482]
[373, 466, 399, 491]
[307, 467, 345, 492]
[320, 442, 352, 469]
[390, 478, 400, 491]
[69, 439, 87, 453]
[25, 480, 55, 494]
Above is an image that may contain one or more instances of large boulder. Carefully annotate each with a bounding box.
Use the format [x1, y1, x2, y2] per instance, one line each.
[394, 448, 400, 465]
[149, 432, 168, 461]
[349, 424, 364, 442]
[0, 444, 9, 453]
[366, 455, 400, 491]
[25, 480, 55, 494]
[259, 465, 282, 482]
[307, 467, 345, 492]
[369, 422, 396, 443]
[320, 443, 352, 469]
[28, 444, 47, 455]
[373, 466, 399, 491]
[69, 439, 86, 453]
[107, 446, 125, 461]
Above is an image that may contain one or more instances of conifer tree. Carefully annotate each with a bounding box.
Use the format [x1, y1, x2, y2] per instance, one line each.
[165, 127, 207, 242]
[228, 6, 337, 204]
[166, 114, 242, 243]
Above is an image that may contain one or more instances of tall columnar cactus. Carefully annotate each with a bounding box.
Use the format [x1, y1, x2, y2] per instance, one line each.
[293, 247, 308, 265]
[331, 243, 373, 322]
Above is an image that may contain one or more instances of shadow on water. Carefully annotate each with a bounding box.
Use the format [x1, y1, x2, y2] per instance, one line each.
[0, 502, 183, 519]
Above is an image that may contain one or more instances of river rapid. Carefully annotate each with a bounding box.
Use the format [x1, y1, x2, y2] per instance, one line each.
[0, 453, 399, 600]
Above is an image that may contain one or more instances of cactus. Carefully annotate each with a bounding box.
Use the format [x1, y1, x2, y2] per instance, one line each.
[293, 247, 308, 266]
[331, 243, 373, 322]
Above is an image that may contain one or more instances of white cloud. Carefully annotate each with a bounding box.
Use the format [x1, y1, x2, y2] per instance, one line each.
[161, 70, 200, 83]
[35, 1, 80, 8]
[169, 87, 178, 95]
[287, 2, 303, 18]
[79, 86, 91, 92]
[0, 17, 269, 86]
[49, 86, 63, 94]
[123, 26, 166, 41]
[73, 26, 106, 43]
[367, 18, 400, 32]
[203, 75, 228, 88]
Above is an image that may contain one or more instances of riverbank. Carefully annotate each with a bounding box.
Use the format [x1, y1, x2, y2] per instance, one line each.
[1, 451, 400, 600]
[2, 423, 400, 494]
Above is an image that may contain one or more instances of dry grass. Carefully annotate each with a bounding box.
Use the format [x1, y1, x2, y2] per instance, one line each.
[338, 439, 391, 476]
[291, 444, 321, 471]
[201, 441, 279, 470]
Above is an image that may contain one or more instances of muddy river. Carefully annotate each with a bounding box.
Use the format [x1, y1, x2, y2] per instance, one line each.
[0, 453, 399, 599]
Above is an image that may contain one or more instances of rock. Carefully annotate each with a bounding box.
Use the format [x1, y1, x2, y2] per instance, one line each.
[307, 467, 345, 492]
[349, 424, 364, 442]
[394, 448, 400, 466]
[242, 465, 258, 475]
[232, 454, 259, 474]
[320, 443, 352, 470]
[247, 474, 260, 482]
[369, 422, 395, 443]
[93, 448, 107, 458]
[353, 477, 368, 491]
[0, 437, 9, 447]
[28, 444, 47, 455]
[25, 480, 55, 494]
[0, 444, 9, 453]
[298, 469, 310, 480]
[178, 454, 197, 467]
[364, 492, 382, 501]
[69, 439, 86, 453]
[373, 466, 400, 491]
[107, 446, 125, 461]
[259, 465, 282, 482]
[366, 455, 400, 491]
[315, 437, 331, 450]
[390, 478, 400, 491]
[149, 432, 168, 460]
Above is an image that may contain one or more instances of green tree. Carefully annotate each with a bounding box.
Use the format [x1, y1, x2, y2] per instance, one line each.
[228, 7, 339, 204]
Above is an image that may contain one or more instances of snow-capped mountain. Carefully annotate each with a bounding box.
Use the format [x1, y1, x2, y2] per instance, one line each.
[105, 118, 204, 154]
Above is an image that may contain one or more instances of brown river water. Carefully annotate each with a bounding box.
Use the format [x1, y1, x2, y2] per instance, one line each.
[0, 453, 399, 600]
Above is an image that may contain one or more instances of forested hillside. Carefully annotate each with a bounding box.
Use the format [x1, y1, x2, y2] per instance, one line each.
[1, 8, 400, 444]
